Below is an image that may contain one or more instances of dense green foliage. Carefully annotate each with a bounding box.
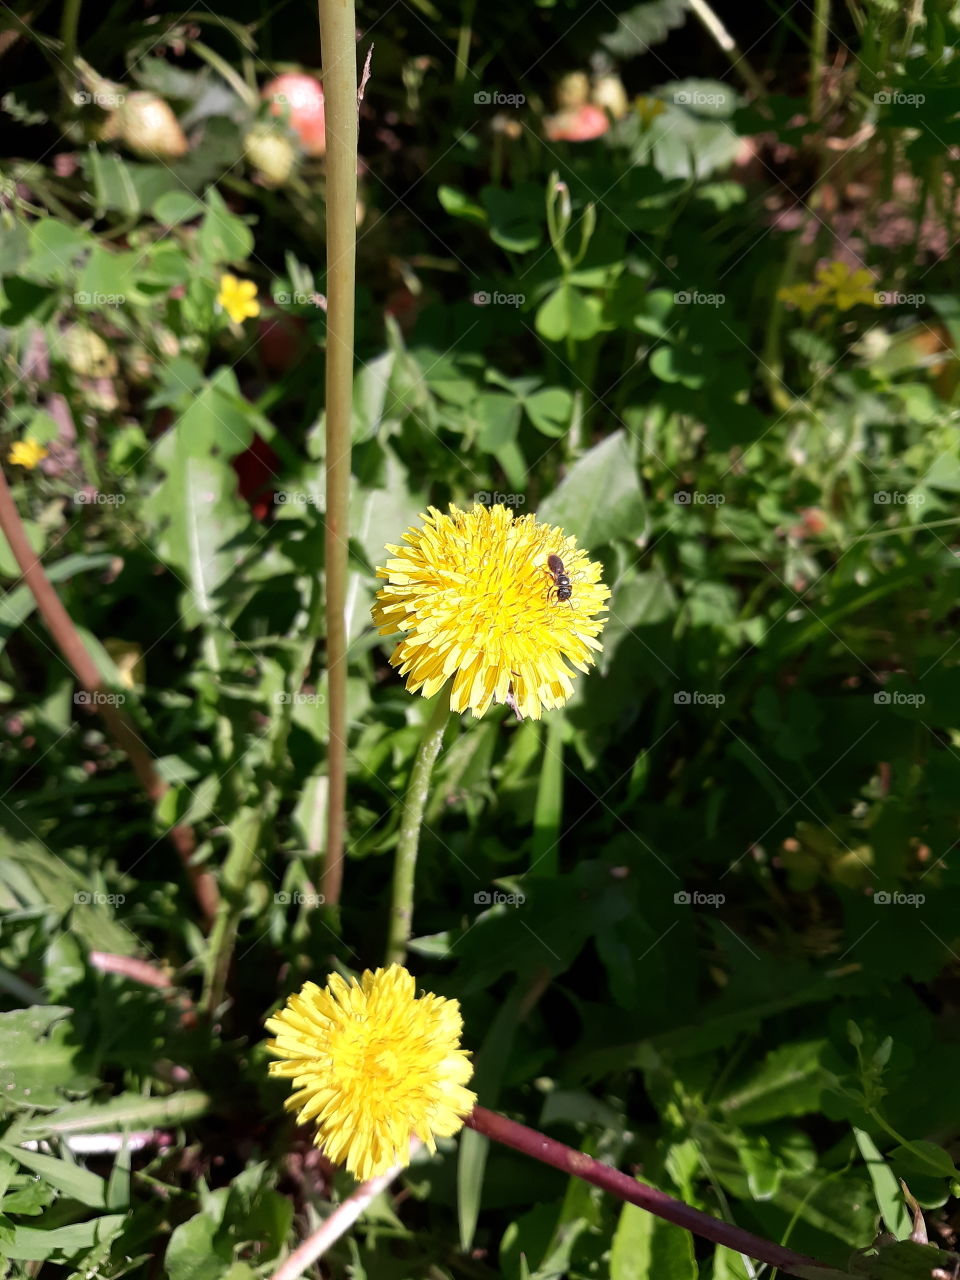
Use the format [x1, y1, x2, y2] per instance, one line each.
[2, 0, 960, 1277]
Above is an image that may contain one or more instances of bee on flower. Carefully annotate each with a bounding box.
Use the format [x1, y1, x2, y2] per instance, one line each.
[371, 503, 610, 721]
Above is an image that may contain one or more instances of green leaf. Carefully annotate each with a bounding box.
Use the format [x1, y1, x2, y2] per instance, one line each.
[87, 149, 141, 218]
[649, 343, 705, 388]
[76, 245, 150, 307]
[888, 1141, 958, 1180]
[732, 1132, 781, 1199]
[473, 392, 521, 452]
[849, 1240, 960, 1280]
[197, 187, 254, 266]
[537, 429, 645, 548]
[25, 220, 90, 284]
[166, 1212, 233, 1280]
[0, 1144, 107, 1209]
[16, 1091, 210, 1139]
[480, 183, 543, 253]
[0, 1007, 97, 1112]
[5, 1214, 124, 1261]
[153, 191, 204, 224]
[438, 186, 487, 226]
[536, 283, 604, 342]
[610, 1189, 697, 1280]
[143, 369, 257, 629]
[524, 386, 573, 437]
[713, 1246, 753, 1279]
[0, 519, 44, 578]
[458, 985, 529, 1249]
[854, 1127, 913, 1240]
[600, 0, 689, 57]
[718, 1040, 827, 1124]
[0, 553, 114, 656]
[145, 451, 250, 630]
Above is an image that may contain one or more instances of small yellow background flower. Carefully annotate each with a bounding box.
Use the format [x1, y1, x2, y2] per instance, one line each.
[814, 261, 880, 311]
[7, 440, 48, 470]
[372, 503, 610, 720]
[265, 964, 476, 1181]
[777, 261, 880, 314]
[217, 273, 260, 324]
[635, 96, 665, 128]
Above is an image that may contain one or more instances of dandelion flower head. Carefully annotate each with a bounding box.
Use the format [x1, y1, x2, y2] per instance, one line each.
[371, 503, 610, 720]
[265, 964, 476, 1181]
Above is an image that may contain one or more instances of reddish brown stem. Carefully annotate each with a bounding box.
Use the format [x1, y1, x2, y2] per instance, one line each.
[465, 1107, 839, 1280]
[89, 951, 172, 988]
[0, 469, 219, 925]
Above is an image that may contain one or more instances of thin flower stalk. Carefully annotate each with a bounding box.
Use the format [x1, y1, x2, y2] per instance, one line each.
[317, 0, 358, 910]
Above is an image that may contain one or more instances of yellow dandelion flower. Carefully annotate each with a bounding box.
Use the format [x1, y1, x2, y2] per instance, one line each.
[814, 261, 880, 311]
[265, 964, 476, 1181]
[7, 440, 48, 470]
[371, 503, 610, 721]
[635, 96, 666, 128]
[217, 273, 260, 324]
[777, 282, 829, 315]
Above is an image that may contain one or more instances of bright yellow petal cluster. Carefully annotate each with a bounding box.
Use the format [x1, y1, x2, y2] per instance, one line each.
[265, 964, 476, 1181]
[371, 503, 610, 720]
[217, 273, 260, 324]
[7, 440, 48, 470]
[778, 261, 881, 314]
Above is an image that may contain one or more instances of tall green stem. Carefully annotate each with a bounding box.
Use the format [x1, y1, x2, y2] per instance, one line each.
[317, 0, 358, 909]
[386, 691, 452, 964]
[60, 0, 82, 105]
[809, 0, 829, 121]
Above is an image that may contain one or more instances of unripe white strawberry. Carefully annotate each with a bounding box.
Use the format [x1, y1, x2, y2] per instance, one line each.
[555, 71, 590, 109]
[117, 92, 188, 159]
[591, 73, 629, 120]
[244, 123, 298, 187]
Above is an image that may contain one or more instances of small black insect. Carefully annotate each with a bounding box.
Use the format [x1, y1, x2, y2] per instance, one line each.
[546, 553, 573, 603]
